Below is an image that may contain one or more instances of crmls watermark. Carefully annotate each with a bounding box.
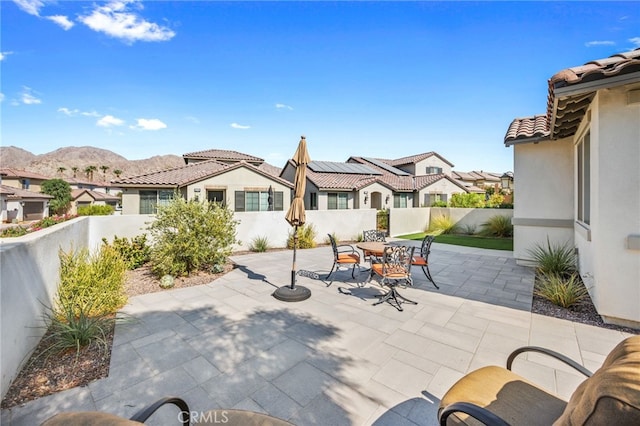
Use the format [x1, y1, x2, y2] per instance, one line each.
[179, 410, 229, 424]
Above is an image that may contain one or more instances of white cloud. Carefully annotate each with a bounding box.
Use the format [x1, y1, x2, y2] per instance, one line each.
[78, 0, 175, 43]
[58, 107, 100, 117]
[230, 123, 250, 129]
[21, 87, 42, 105]
[630, 37, 640, 48]
[585, 40, 616, 47]
[0, 51, 13, 61]
[47, 15, 74, 30]
[131, 118, 167, 130]
[12, 0, 47, 16]
[97, 115, 125, 127]
[275, 103, 293, 110]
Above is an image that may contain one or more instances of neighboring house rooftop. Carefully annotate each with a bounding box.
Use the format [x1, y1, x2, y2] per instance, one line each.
[388, 151, 455, 168]
[114, 159, 293, 188]
[0, 168, 51, 180]
[505, 48, 640, 145]
[182, 149, 264, 164]
[0, 184, 53, 200]
[71, 189, 120, 202]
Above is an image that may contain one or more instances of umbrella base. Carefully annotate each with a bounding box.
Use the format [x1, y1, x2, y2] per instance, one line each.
[273, 285, 311, 302]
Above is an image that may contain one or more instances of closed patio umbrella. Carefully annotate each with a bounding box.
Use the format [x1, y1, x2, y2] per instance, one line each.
[274, 136, 312, 302]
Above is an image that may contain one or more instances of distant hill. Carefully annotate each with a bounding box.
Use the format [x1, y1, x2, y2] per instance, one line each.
[0, 146, 185, 181]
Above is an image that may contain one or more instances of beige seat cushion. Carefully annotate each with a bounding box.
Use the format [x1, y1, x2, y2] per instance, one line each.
[554, 335, 640, 426]
[41, 412, 140, 425]
[439, 365, 567, 425]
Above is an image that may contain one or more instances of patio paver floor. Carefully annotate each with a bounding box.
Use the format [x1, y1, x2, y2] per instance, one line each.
[1, 242, 634, 425]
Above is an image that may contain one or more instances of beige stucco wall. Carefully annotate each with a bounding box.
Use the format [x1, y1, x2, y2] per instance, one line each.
[418, 179, 467, 207]
[576, 88, 640, 326]
[389, 207, 431, 236]
[121, 167, 292, 214]
[511, 138, 575, 263]
[414, 156, 453, 176]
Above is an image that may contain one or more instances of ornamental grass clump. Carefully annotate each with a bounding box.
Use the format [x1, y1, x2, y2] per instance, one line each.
[249, 235, 270, 252]
[534, 273, 589, 308]
[528, 237, 577, 277]
[428, 214, 458, 235]
[480, 215, 513, 238]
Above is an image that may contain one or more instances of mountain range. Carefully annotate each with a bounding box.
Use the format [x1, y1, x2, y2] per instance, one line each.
[0, 146, 185, 181]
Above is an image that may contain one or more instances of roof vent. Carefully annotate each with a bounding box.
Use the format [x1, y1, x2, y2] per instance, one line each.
[628, 89, 640, 105]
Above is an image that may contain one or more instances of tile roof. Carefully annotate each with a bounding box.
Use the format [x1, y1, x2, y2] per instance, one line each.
[182, 149, 264, 163]
[388, 152, 454, 167]
[71, 189, 120, 201]
[0, 168, 52, 180]
[257, 162, 282, 178]
[0, 185, 53, 200]
[306, 157, 467, 193]
[505, 49, 640, 145]
[114, 159, 293, 188]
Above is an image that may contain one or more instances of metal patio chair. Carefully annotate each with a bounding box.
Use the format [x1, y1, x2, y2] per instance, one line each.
[371, 245, 417, 311]
[362, 229, 386, 263]
[411, 235, 439, 289]
[327, 233, 361, 286]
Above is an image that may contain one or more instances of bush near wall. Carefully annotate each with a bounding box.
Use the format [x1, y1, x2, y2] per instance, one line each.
[77, 205, 114, 216]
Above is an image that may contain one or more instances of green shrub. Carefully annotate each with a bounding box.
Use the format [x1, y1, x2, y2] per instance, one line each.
[485, 193, 505, 208]
[431, 200, 448, 207]
[428, 215, 458, 235]
[287, 223, 317, 249]
[102, 234, 150, 269]
[148, 196, 239, 277]
[535, 273, 588, 308]
[77, 204, 114, 216]
[0, 226, 28, 238]
[249, 235, 270, 252]
[376, 209, 388, 230]
[480, 215, 513, 238]
[57, 245, 128, 317]
[449, 193, 485, 208]
[41, 179, 72, 215]
[528, 238, 577, 277]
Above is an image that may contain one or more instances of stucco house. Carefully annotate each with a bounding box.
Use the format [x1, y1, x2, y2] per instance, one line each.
[280, 152, 471, 210]
[505, 49, 640, 328]
[0, 184, 52, 222]
[114, 151, 293, 214]
[70, 189, 120, 215]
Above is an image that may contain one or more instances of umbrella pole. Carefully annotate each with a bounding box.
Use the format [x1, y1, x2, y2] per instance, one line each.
[291, 225, 298, 289]
[273, 223, 311, 302]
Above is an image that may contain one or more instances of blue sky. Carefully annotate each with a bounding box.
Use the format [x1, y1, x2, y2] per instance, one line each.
[2, 1, 638, 173]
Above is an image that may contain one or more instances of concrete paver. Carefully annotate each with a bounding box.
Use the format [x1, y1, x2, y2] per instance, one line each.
[1, 242, 635, 425]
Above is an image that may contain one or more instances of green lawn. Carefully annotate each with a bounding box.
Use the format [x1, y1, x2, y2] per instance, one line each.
[397, 232, 513, 251]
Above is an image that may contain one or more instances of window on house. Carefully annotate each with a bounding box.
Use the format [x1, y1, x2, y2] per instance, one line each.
[426, 167, 443, 175]
[235, 190, 283, 212]
[393, 193, 409, 208]
[21, 179, 30, 190]
[577, 132, 591, 225]
[139, 190, 175, 214]
[139, 190, 158, 214]
[310, 192, 318, 210]
[427, 193, 447, 206]
[327, 193, 348, 210]
[207, 190, 225, 205]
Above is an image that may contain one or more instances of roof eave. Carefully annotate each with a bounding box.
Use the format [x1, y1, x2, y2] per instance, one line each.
[504, 135, 551, 147]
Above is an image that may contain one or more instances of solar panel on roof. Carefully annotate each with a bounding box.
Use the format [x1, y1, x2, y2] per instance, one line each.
[308, 161, 381, 175]
[362, 157, 410, 176]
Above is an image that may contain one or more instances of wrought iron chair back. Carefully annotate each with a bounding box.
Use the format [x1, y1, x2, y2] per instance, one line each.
[362, 229, 386, 263]
[326, 234, 361, 286]
[412, 235, 438, 289]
